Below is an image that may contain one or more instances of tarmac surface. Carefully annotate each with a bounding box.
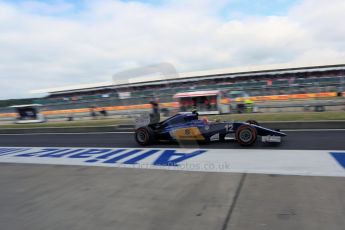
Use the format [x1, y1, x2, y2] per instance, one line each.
[0, 130, 345, 150]
[0, 130, 345, 230]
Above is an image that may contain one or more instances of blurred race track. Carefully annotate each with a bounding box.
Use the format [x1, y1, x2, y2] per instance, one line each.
[0, 130, 345, 230]
[0, 130, 345, 150]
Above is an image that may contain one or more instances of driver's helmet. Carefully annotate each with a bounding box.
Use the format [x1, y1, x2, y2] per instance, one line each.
[201, 117, 209, 124]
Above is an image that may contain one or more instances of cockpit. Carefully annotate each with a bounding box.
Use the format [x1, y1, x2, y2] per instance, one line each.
[159, 113, 199, 126]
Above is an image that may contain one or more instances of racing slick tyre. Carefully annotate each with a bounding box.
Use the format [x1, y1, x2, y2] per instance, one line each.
[235, 124, 257, 146]
[135, 126, 155, 146]
[246, 120, 259, 126]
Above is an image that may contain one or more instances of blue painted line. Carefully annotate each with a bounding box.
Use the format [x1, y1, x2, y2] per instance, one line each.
[0, 148, 30, 156]
[330, 152, 345, 169]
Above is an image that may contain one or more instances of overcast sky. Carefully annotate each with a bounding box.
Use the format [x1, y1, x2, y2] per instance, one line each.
[0, 0, 345, 99]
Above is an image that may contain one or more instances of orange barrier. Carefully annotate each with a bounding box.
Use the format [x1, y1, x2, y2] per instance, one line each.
[245, 91, 340, 102]
[0, 113, 16, 118]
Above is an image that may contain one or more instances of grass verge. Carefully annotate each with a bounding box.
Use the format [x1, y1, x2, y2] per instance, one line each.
[210, 111, 345, 122]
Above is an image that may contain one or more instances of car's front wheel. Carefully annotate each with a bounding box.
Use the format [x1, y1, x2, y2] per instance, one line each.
[135, 126, 155, 146]
[235, 125, 257, 146]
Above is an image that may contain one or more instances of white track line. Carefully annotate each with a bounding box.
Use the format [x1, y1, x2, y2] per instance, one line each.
[282, 129, 345, 132]
[0, 132, 133, 135]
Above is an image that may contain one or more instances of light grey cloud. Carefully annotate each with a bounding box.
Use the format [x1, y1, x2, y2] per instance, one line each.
[0, 0, 344, 99]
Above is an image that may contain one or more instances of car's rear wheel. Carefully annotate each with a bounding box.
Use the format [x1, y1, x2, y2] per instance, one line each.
[246, 120, 259, 126]
[235, 125, 257, 146]
[135, 126, 155, 146]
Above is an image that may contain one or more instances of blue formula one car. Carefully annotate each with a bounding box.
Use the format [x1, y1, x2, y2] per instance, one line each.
[134, 112, 286, 146]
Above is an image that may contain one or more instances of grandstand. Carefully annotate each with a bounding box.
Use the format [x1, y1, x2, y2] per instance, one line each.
[34, 62, 345, 107]
[1, 62, 345, 120]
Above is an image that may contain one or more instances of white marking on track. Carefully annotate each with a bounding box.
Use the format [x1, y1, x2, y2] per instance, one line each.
[0, 132, 133, 135]
[282, 129, 345, 132]
[0, 147, 344, 177]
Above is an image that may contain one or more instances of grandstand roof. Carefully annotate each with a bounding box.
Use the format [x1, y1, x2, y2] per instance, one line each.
[174, 90, 221, 98]
[10, 104, 42, 108]
[30, 60, 345, 95]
